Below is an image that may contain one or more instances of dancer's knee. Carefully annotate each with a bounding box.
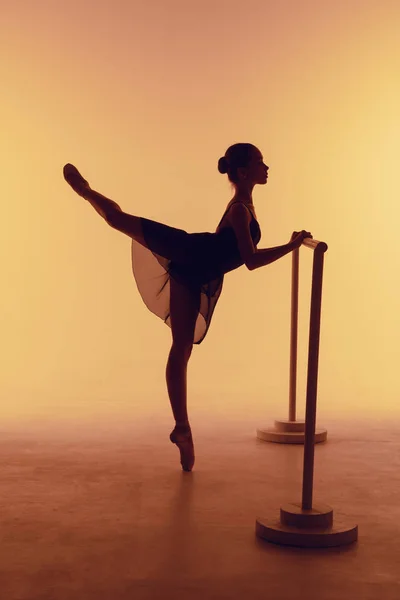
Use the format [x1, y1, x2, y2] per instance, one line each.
[169, 342, 193, 363]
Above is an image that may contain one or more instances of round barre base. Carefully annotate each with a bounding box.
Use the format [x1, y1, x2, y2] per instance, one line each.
[256, 503, 358, 548]
[257, 419, 327, 444]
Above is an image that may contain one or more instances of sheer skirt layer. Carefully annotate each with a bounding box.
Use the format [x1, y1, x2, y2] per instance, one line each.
[131, 217, 225, 344]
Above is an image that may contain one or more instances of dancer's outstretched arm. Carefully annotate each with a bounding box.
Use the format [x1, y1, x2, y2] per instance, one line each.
[248, 231, 311, 270]
[248, 242, 296, 270]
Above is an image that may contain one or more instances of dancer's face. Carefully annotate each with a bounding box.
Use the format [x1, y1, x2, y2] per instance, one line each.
[239, 149, 269, 185]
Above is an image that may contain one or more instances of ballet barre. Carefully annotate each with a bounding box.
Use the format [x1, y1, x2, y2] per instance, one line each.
[255, 237, 358, 547]
[257, 238, 328, 444]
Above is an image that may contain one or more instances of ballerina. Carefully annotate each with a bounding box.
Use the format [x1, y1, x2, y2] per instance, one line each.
[63, 143, 311, 472]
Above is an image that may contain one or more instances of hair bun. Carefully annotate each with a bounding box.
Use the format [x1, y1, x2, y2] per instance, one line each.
[218, 156, 228, 174]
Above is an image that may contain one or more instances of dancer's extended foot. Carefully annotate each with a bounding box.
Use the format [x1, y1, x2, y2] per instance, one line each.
[63, 163, 90, 197]
[170, 424, 195, 472]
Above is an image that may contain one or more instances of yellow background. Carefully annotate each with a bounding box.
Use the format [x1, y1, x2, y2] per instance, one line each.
[2, 0, 399, 433]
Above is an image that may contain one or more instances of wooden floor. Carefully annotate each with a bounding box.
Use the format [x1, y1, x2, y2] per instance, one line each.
[1, 415, 399, 599]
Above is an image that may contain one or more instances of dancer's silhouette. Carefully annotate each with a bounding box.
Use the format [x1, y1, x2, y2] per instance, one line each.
[63, 143, 311, 471]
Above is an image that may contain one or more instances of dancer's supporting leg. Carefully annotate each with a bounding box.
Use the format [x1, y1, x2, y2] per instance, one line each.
[167, 277, 201, 472]
[64, 163, 201, 471]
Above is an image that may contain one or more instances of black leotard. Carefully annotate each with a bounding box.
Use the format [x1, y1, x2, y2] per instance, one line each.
[131, 200, 261, 344]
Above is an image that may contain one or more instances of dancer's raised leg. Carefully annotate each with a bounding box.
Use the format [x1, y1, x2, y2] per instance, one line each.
[63, 163, 147, 246]
[167, 277, 201, 472]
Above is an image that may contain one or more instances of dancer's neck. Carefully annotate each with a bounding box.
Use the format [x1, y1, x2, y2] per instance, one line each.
[232, 193, 253, 206]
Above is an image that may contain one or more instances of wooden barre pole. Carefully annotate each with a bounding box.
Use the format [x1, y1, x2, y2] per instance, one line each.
[256, 237, 328, 446]
[289, 239, 327, 425]
[301, 245, 326, 510]
[289, 248, 299, 422]
[302, 238, 328, 252]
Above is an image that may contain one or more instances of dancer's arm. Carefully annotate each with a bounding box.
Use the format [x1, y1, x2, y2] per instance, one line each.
[247, 242, 296, 270]
[229, 202, 307, 271]
[248, 231, 310, 270]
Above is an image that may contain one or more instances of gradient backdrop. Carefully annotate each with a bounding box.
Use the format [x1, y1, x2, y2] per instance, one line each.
[1, 0, 399, 435]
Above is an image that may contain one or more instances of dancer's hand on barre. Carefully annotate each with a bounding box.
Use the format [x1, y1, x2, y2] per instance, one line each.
[290, 230, 313, 248]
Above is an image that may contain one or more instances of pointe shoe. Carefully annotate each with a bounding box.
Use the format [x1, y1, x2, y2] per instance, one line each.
[170, 427, 195, 472]
[63, 163, 90, 196]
